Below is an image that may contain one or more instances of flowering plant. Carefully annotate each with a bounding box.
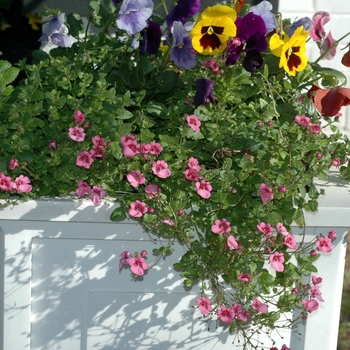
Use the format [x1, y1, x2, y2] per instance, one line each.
[1, 0, 350, 348]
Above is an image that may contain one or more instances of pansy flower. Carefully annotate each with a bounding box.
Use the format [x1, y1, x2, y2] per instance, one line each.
[140, 20, 162, 55]
[166, 0, 200, 28]
[190, 5, 237, 55]
[249, 0, 276, 33]
[269, 26, 308, 76]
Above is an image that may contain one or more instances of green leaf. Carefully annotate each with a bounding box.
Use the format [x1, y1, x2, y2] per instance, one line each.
[110, 207, 127, 222]
[66, 13, 84, 39]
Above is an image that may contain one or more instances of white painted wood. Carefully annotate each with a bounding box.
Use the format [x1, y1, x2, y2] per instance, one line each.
[0, 175, 349, 349]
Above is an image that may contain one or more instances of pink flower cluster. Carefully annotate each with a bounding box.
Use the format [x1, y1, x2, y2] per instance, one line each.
[76, 180, 106, 205]
[121, 134, 163, 159]
[119, 250, 148, 276]
[302, 274, 325, 313]
[295, 115, 321, 134]
[0, 158, 32, 193]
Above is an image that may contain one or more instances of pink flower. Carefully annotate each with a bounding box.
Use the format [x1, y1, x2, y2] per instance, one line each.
[141, 250, 147, 257]
[48, 140, 57, 150]
[127, 171, 146, 188]
[283, 234, 297, 250]
[161, 218, 175, 226]
[188, 157, 201, 172]
[302, 299, 319, 313]
[218, 305, 235, 323]
[276, 223, 289, 236]
[257, 222, 273, 235]
[76, 151, 94, 169]
[259, 183, 273, 204]
[122, 140, 140, 158]
[90, 147, 105, 158]
[129, 256, 148, 276]
[129, 200, 148, 217]
[309, 285, 325, 302]
[310, 123, 321, 134]
[0, 172, 14, 191]
[196, 180, 212, 199]
[202, 58, 219, 73]
[328, 230, 337, 240]
[279, 185, 287, 193]
[211, 218, 231, 234]
[184, 169, 199, 182]
[68, 126, 86, 142]
[269, 252, 285, 272]
[145, 184, 161, 199]
[281, 345, 291, 350]
[227, 235, 239, 250]
[186, 114, 201, 132]
[73, 110, 85, 124]
[13, 175, 32, 193]
[252, 299, 269, 313]
[312, 275, 323, 285]
[139, 143, 151, 158]
[309, 11, 330, 42]
[310, 249, 318, 257]
[149, 141, 163, 156]
[232, 303, 248, 322]
[119, 250, 131, 269]
[152, 160, 171, 178]
[196, 296, 213, 315]
[330, 157, 341, 168]
[316, 237, 332, 252]
[92, 135, 105, 147]
[8, 158, 19, 170]
[320, 31, 337, 60]
[295, 115, 312, 128]
[121, 134, 137, 146]
[76, 180, 91, 197]
[238, 273, 252, 283]
[89, 186, 106, 205]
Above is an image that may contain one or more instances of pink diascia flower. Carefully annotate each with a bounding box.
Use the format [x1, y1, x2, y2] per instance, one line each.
[73, 109, 85, 124]
[232, 303, 249, 322]
[330, 157, 341, 168]
[211, 218, 231, 234]
[68, 126, 86, 142]
[316, 237, 332, 252]
[202, 58, 219, 73]
[312, 275, 323, 285]
[119, 250, 131, 269]
[76, 151, 94, 169]
[184, 169, 199, 182]
[149, 141, 163, 156]
[8, 158, 19, 170]
[283, 234, 297, 250]
[92, 135, 105, 147]
[121, 134, 137, 146]
[161, 218, 175, 226]
[89, 186, 106, 205]
[302, 299, 319, 313]
[227, 235, 239, 250]
[48, 140, 57, 150]
[252, 299, 269, 313]
[188, 157, 201, 172]
[238, 273, 252, 283]
[152, 160, 171, 178]
[269, 252, 285, 272]
[13, 175, 32, 193]
[127, 171, 146, 188]
[259, 183, 274, 204]
[218, 305, 235, 323]
[310, 123, 321, 134]
[309, 11, 330, 42]
[295, 115, 311, 128]
[129, 200, 148, 217]
[309, 285, 325, 302]
[276, 223, 289, 236]
[257, 222, 273, 235]
[328, 230, 337, 240]
[145, 184, 161, 199]
[196, 296, 213, 315]
[281, 345, 291, 350]
[196, 180, 212, 199]
[76, 180, 91, 197]
[122, 140, 140, 158]
[129, 256, 148, 276]
[0, 172, 14, 191]
[90, 146, 105, 158]
[186, 114, 201, 132]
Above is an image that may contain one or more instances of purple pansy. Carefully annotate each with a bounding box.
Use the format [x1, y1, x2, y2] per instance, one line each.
[166, 0, 200, 29]
[116, 0, 154, 35]
[140, 20, 162, 55]
[250, 0, 276, 33]
[170, 21, 197, 70]
[224, 13, 267, 73]
[194, 78, 216, 108]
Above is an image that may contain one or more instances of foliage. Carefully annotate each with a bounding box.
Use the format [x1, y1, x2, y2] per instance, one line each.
[1, 0, 350, 348]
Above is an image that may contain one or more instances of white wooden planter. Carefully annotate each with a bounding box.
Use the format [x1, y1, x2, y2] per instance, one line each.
[0, 175, 349, 349]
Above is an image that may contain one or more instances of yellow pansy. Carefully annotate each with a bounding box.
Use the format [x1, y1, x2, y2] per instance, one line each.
[269, 26, 308, 76]
[190, 5, 237, 55]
